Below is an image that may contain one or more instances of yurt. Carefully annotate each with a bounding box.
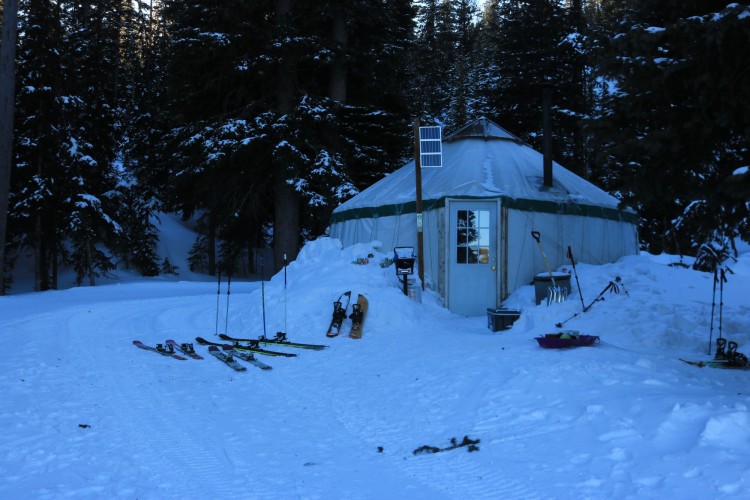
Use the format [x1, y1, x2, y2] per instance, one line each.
[329, 117, 639, 315]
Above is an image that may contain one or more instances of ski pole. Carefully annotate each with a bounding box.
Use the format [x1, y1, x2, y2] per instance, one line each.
[261, 254, 267, 338]
[583, 280, 616, 312]
[718, 268, 727, 342]
[225, 270, 231, 335]
[215, 268, 222, 336]
[556, 279, 621, 327]
[283, 253, 287, 336]
[567, 246, 586, 310]
[708, 268, 718, 355]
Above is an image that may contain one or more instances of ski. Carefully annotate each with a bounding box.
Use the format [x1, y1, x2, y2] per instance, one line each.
[680, 358, 749, 370]
[195, 337, 297, 358]
[166, 339, 204, 360]
[133, 340, 187, 360]
[348, 294, 368, 339]
[218, 333, 327, 351]
[681, 339, 749, 370]
[326, 291, 351, 338]
[208, 346, 246, 371]
[229, 347, 273, 371]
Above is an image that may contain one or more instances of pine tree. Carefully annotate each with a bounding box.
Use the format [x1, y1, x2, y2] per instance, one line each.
[11, 0, 157, 289]
[477, 0, 584, 170]
[411, 0, 458, 124]
[157, 1, 415, 273]
[14, 0, 70, 290]
[591, 1, 750, 255]
[158, 0, 276, 275]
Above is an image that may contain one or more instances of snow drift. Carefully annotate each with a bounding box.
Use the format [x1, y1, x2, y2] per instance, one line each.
[1, 235, 749, 499]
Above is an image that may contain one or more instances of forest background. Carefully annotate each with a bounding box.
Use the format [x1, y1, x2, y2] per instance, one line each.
[0, 0, 748, 293]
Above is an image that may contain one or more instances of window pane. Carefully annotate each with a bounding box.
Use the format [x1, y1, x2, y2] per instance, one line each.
[478, 228, 490, 247]
[478, 247, 490, 264]
[457, 210, 469, 228]
[468, 247, 479, 263]
[457, 246, 467, 264]
[467, 210, 478, 229]
[477, 210, 489, 228]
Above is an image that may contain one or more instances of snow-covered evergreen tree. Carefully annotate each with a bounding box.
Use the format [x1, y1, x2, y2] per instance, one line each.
[591, 1, 750, 255]
[476, 0, 584, 170]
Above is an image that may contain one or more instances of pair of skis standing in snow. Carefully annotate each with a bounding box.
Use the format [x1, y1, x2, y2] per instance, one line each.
[326, 291, 368, 339]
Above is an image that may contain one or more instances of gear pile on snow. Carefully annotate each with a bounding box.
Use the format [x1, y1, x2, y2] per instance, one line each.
[413, 436, 480, 456]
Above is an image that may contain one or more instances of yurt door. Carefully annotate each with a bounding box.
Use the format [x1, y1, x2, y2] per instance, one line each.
[448, 200, 498, 315]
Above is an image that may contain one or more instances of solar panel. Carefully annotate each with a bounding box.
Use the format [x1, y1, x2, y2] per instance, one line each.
[419, 125, 442, 168]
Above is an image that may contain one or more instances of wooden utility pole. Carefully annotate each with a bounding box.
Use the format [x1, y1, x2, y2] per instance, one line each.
[413, 118, 425, 290]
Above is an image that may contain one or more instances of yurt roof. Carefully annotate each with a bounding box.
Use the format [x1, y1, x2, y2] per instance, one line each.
[331, 117, 635, 223]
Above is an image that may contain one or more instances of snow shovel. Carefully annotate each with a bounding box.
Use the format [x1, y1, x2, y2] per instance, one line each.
[531, 231, 567, 305]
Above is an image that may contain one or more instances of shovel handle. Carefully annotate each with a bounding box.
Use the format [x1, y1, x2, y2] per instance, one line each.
[531, 230, 557, 287]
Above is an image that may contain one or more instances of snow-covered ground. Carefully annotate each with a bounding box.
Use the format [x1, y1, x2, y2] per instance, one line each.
[1, 215, 749, 499]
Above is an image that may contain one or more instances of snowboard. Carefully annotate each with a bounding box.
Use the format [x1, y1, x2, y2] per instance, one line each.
[348, 294, 368, 339]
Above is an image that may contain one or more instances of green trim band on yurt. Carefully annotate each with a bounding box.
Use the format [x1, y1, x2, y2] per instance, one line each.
[330, 196, 638, 226]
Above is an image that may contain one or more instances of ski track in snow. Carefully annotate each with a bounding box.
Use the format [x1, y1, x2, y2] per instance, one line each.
[2, 239, 750, 498]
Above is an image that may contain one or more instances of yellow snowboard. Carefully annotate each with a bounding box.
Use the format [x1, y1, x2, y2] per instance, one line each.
[348, 294, 368, 339]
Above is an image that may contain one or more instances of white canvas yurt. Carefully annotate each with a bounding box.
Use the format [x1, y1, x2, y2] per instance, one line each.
[329, 117, 639, 315]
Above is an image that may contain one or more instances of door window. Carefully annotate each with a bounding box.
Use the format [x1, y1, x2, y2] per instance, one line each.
[456, 210, 490, 264]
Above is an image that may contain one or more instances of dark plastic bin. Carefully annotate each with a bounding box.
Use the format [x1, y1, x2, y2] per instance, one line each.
[487, 308, 521, 332]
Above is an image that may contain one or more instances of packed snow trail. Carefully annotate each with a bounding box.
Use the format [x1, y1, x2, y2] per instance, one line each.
[1, 238, 750, 498]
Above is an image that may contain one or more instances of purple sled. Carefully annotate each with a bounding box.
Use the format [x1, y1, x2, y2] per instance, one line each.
[535, 334, 600, 349]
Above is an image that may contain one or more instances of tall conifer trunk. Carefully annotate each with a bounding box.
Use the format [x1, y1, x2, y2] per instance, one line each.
[273, 0, 300, 272]
[329, 5, 348, 104]
[208, 213, 216, 276]
[86, 239, 95, 286]
[0, 0, 18, 294]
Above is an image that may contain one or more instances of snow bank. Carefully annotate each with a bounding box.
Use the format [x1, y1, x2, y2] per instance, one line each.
[1, 236, 749, 499]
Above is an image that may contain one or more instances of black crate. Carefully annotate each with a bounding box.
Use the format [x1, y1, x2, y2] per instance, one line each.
[487, 308, 521, 332]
